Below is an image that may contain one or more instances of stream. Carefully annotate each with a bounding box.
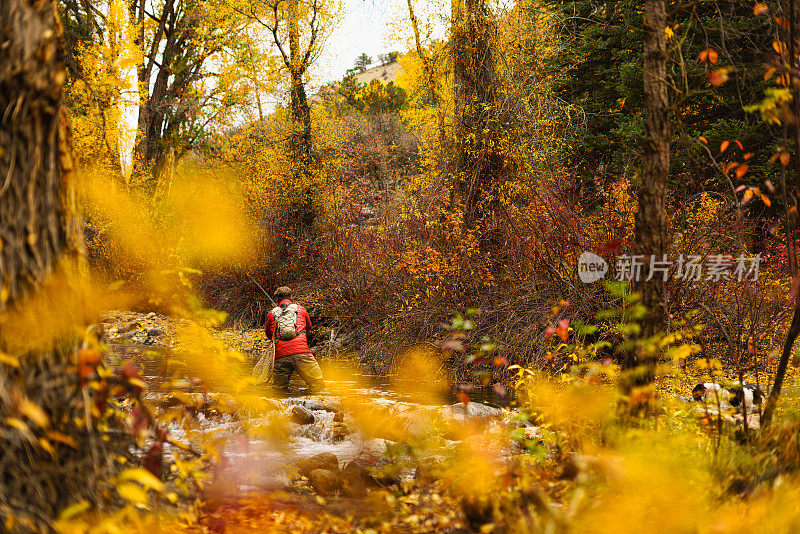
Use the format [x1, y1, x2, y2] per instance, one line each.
[106, 325, 520, 494]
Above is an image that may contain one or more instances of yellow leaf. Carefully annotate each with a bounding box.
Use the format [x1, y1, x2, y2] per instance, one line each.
[59, 500, 91, 520]
[0, 352, 19, 367]
[118, 467, 165, 493]
[47, 431, 78, 449]
[38, 438, 56, 458]
[5, 417, 28, 433]
[127, 377, 147, 390]
[19, 399, 49, 429]
[116, 482, 148, 504]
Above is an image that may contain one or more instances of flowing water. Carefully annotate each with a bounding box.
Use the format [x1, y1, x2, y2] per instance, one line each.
[112, 337, 515, 491]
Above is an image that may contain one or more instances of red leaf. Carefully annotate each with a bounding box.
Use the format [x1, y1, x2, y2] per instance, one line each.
[544, 326, 555, 339]
[734, 139, 744, 151]
[144, 442, 164, 477]
[131, 404, 148, 435]
[597, 239, 622, 253]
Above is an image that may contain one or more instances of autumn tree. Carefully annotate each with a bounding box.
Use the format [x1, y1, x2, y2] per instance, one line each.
[128, 0, 253, 196]
[355, 52, 373, 72]
[405, 0, 445, 139]
[450, 0, 504, 234]
[242, 0, 329, 231]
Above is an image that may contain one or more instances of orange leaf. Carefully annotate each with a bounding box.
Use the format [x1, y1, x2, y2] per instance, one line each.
[781, 152, 791, 166]
[743, 189, 754, 203]
[699, 48, 719, 64]
[743, 152, 754, 160]
[764, 67, 777, 81]
[736, 164, 749, 178]
[457, 391, 470, 406]
[734, 139, 743, 151]
[754, 3, 768, 15]
[761, 194, 772, 207]
[698, 136, 708, 144]
[710, 69, 730, 86]
[774, 40, 787, 55]
[720, 140, 730, 153]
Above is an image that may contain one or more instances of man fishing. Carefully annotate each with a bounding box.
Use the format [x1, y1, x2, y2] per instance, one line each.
[264, 286, 324, 394]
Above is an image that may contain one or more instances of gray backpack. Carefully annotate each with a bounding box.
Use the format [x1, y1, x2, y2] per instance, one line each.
[271, 303, 303, 341]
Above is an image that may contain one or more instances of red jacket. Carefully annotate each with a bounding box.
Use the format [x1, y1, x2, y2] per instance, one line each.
[265, 299, 312, 359]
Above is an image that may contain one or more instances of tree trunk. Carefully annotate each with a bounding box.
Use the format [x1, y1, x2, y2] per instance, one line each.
[0, 1, 126, 527]
[762, 0, 800, 425]
[634, 0, 670, 344]
[0, 0, 83, 312]
[285, 0, 314, 233]
[287, 0, 312, 165]
[451, 0, 502, 234]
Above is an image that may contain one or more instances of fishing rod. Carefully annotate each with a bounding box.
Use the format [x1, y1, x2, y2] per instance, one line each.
[247, 273, 278, 308]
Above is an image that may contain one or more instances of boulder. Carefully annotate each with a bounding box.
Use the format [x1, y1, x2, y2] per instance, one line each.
[117, 320, 140, 334]
[291, 397, 343, 413]
[440, 402, 501, 423]
[308, 468, 341, 495]
[297, 452, 339, 477]
[341, 461, 370, 497]
[147, 327, 165, 337]
[344, 452, 396, 486]
[114, 330, 137, 340]
[332, 422, 351, 442]
[290, 405, 315, 425]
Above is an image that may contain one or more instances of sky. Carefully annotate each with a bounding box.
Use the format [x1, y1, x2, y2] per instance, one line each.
[314, 0, 409, 85]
